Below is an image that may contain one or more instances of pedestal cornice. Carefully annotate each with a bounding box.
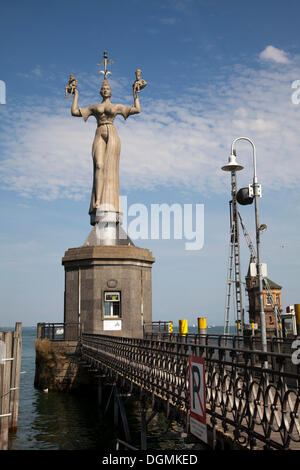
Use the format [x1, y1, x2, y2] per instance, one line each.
[62, 245, 155, 267]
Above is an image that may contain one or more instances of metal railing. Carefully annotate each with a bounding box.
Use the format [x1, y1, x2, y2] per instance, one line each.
[144, 331, 296, 355]
[37, 323, 81, 341]
[144, 321, 172, 335]
[80, 332, 300, 450]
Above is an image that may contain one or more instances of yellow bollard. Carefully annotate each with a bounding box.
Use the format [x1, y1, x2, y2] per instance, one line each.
[295, 304, 300, 335]
[168, 321, 174, 342]
[197, 317, 207, 347]
[179, 319, 188, 336]
[198, 317, 207, 331]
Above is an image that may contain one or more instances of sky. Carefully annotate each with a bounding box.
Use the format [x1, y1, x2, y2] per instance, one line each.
[0, 0, 300, 328]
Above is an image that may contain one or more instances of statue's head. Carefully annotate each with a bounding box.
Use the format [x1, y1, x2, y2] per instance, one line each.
[100, 79, 112, 98]
[135, 69, 142, 80]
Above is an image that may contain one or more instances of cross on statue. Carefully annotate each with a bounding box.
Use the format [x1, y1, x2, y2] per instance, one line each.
[97, 51, 114, 79]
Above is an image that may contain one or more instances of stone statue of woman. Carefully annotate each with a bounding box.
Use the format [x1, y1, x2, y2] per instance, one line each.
[70, 66, 146, 228]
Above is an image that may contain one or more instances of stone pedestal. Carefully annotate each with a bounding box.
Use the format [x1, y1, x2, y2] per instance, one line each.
[62, 246, 155, 338]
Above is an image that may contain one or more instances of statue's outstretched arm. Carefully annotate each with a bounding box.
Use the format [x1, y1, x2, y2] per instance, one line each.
[71, 89, 82, 117]
[129, 94, 141, 116]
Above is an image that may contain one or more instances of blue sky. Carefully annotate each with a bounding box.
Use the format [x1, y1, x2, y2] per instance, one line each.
[0, 0, 300, 327]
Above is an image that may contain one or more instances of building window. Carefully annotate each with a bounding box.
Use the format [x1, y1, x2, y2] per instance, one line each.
[269, 315, 274, 325]
[266, 293, 273, 306]
[104, 292, 121, 317]
[275, 294, 280, 305]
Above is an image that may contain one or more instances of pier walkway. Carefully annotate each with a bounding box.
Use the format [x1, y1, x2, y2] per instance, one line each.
[38, 323, 300, 450]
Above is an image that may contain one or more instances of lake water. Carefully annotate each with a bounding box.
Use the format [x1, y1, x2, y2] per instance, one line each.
[5, 326, 228, 450]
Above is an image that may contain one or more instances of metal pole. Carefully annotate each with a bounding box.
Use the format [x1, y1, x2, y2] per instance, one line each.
[231, 137, 267, 356]
[254, 184, 268, 355]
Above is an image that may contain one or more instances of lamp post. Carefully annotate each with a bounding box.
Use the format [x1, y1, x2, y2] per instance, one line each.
[222, 155, 244, 336]
[222, 137, 268, 355]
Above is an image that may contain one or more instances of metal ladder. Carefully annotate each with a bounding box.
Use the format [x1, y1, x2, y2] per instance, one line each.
[224, 171, 243, 336]
[224, 220, 235, 336]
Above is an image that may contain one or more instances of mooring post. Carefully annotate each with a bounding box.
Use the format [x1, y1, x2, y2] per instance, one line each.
[9, 323, 22, 433]
[0, 331, 13, 450]
[198, 317, 207, 356]
[179, 319, 188, 346]
[0, 332, 4, 449]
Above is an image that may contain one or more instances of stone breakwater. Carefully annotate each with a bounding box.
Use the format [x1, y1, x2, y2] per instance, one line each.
[34, 339, 91, 392]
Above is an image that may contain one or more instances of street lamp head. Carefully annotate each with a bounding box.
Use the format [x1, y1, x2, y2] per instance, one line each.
[259, 224, 267, 232]
[221, 154, 244, 172]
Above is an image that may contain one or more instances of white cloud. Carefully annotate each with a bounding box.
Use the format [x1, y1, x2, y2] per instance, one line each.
[159, 17, 178, 25]
[259, 45, 290, 64]
[1, 58, 300, 201]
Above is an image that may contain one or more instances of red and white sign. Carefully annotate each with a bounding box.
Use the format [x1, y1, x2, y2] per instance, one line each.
[189, 356, 207, 444]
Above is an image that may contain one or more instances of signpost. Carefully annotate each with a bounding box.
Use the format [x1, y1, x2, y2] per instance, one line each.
[189, 356, 207, 444]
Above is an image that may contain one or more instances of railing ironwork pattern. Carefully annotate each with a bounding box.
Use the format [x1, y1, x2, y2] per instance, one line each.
[38, 323, 81, 341]
[80, 332, 300, 450]
[144, 321, 172, 335]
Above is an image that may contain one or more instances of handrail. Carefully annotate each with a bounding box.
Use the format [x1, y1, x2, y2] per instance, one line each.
[38, 322, 81, 341]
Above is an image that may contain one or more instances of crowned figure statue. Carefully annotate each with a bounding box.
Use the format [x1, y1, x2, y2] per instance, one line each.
[68, 52, 147, 245]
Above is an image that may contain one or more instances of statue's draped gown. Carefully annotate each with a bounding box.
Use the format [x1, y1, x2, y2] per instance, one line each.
[80, 103, 132, 215]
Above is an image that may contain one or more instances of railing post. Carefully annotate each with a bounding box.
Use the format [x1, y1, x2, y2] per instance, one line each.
[295, 304, 300, 336]
[37, 323, 43, 339]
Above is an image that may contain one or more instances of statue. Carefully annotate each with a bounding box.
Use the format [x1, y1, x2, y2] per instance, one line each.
[68, 52, 147, 230]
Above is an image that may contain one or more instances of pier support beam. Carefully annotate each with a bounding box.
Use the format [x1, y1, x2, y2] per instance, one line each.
[114, 388, 119, 429]
[97, 380, 102, 407]
[116, 390, 131, 444]
[140, 406, 147, 450]
[105, 385, 132, 445]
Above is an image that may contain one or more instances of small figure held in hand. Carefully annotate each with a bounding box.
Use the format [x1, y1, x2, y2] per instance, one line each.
[133, 69, 147, 99]
[65, 74, 78, 98]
